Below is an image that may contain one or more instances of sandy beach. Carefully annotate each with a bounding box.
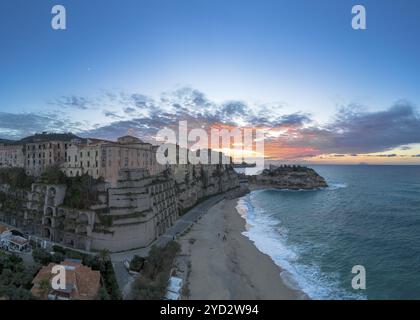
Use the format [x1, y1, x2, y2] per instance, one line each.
[178, 197, 305, 300]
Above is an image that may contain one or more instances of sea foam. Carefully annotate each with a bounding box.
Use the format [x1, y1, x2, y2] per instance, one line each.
[236, 192, 365, 300]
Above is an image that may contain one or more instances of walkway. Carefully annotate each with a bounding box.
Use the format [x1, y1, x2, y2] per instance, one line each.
[110, 193, 226, 298]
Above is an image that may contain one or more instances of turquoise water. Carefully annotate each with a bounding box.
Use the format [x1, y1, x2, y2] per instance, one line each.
[236, 165, 420, 300]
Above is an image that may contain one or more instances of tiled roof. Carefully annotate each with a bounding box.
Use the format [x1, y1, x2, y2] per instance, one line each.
[0, 224, 9, 234]
[31, 260, 101, 300]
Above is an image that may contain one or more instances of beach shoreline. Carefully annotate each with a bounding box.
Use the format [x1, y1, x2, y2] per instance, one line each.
[178, 196, 306, 300]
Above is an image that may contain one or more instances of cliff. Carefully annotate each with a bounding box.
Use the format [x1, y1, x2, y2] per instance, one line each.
[248, 165, 328, 190]
[171, 164, 239, 214]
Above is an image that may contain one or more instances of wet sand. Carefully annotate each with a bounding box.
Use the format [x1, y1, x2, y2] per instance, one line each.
[179, 198, 305, 300]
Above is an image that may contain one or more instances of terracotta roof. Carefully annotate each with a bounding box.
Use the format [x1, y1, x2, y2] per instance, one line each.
[31, 260, 101, 300]
[0, 224, 9, 234]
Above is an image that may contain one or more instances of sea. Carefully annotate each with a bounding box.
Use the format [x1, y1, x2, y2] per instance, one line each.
[235, 165, 420, 300]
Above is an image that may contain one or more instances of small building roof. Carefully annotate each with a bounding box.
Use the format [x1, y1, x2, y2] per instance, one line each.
[31, 260, 101, 300]
[167, 276, 183, 294]
[9, 235, 28, 246]
[0, 224, 9, 234]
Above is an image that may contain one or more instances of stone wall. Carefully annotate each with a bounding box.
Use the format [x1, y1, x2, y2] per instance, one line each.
[0, 163, 239, 252]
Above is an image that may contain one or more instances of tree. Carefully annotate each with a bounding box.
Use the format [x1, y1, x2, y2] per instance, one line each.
[38, 278, 51, 300]
[95, 287, 110, 300]
[98, 249, 110, 273]
[32, 248, 52, 265]
[40, 165, 67, 185]
[130, 255, 145, 272]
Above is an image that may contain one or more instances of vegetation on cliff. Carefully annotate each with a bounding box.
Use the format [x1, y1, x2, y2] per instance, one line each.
[131, 241, 180, 300]
[40, 166, 105, 209]
[0, 168, 34, 190]
[249, 165, 328, 190]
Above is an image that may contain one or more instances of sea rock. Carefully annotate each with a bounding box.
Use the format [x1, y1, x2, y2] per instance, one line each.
[248, 165, 328, 190]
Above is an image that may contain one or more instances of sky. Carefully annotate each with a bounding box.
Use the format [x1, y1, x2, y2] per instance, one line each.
[1, 0, 420, 164]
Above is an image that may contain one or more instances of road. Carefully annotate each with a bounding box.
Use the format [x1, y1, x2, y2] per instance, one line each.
[110, 193, 226, 298]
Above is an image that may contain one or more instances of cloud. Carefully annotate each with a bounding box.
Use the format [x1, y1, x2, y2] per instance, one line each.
[294, 101, 420, 155]
[376, 154, 398, 158]
[0, 112, 84, 140]
[103, 110, 124, 119]
[49, 95, 94, 110]
[2, 88, 420, 162]
[400, 146, 411, 151]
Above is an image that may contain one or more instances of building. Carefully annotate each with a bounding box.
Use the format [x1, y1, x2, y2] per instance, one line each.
[0, 224, 12, 245]
[64, 135, 164, 185]
[31, 259, 101, 300]
[1, 133, 164, 184]
[0, 143, 24, 168]
[4, 235, 30, 252]
[23, 133, 81, 177]
[0, 224, 29, 252]
[25, 140, 72, 176]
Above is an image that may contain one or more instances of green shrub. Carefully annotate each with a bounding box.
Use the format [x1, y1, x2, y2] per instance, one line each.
[32, 248, 52, 265]
[131, 241, 180, 300]
[0, 168, 34, 190]
[130, 255, 145, 272]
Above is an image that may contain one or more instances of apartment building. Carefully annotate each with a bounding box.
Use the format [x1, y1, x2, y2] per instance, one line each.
[0, 143, 25, 168]
[64, 135, 164, 185]
[23, 133, 81, 176]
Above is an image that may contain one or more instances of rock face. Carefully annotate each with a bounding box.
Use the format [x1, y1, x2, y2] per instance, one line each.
[0, 164, 240, 252]
[248, 165, 328, 190]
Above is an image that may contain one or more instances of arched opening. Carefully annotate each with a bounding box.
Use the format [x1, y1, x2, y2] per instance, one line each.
[47, 187, 56, 206]
[44, 217, 52, 227]
[45, 207, 53, 217]
[44, 228, 51, 240]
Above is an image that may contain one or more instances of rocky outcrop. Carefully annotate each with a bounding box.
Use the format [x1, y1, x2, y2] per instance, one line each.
[171, 164, 239, 213]
[248, 165, 328, 190]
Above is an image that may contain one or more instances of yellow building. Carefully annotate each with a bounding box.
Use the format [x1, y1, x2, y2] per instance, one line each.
[64, 135, 164, 185]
